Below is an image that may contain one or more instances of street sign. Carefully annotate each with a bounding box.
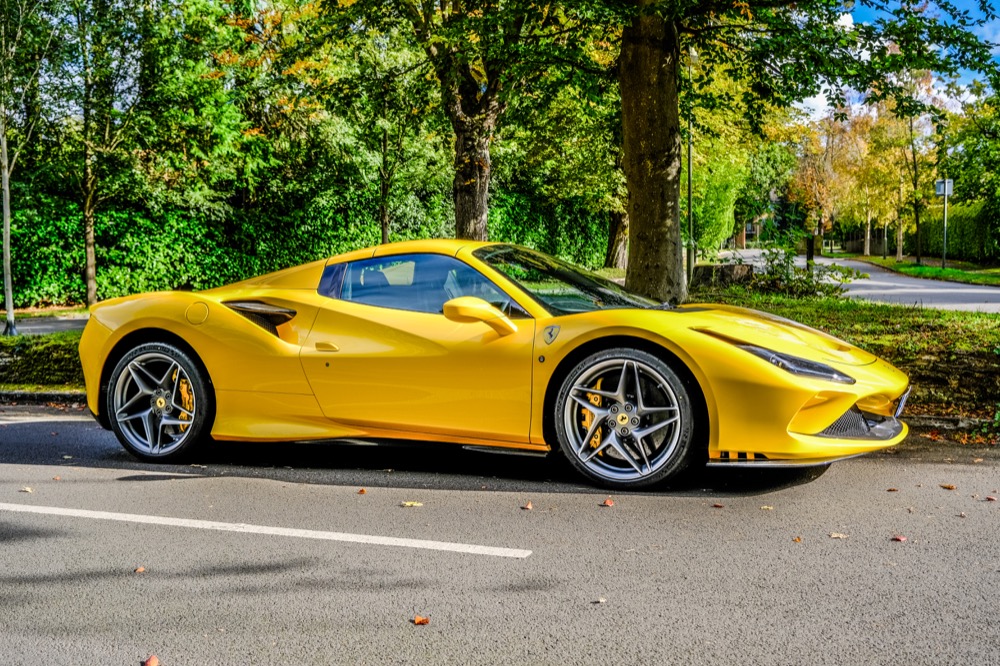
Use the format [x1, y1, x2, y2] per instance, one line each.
[935, 179, 953, 197]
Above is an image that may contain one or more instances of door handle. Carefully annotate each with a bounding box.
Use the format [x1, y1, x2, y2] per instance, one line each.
[315, 341, 340, 352]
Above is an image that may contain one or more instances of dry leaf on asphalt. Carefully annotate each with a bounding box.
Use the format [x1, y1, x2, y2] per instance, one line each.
[141, 656, 160, 666]
[792, 537, 803, 543]
[400, 501, 423, 508]
[986, 497, 997, 502]
[601, 498, 614, 507]
[829, 533, 849, 539]
[134, 566, 146, 573]
[886, 488, 898, 492]
[521, 501, 533, 511]
[593, 597, 607, 604]
[760, 505, 774, 510]
[711, 503, 724, 509]
[413, 615, 430, 625]
[357, 488, 367, 495]
[19, 487, 32, 493]
[939, 484, 957, 490]
[52, 476, 61, 481]
[891, 535, 907, 542]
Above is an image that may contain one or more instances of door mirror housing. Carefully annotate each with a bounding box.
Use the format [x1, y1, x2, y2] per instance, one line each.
[443, 297, 517, 337]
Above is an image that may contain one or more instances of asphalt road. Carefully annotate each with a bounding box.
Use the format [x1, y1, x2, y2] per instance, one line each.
[2, 405, 999, 665]
[816, 256, 1000, 312]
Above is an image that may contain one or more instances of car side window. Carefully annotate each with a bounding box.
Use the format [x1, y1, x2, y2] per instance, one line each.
[338, 254, 529, 317]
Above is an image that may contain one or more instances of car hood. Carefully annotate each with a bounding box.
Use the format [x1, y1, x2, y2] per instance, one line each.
[673, 304, 878, 367]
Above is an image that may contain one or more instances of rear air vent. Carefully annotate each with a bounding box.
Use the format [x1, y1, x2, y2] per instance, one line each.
[223, 301, 296, 336]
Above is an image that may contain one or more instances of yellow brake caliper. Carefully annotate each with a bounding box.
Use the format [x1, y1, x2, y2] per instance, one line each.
[175, 370, 194, 432]
[580, 378, 604, 451]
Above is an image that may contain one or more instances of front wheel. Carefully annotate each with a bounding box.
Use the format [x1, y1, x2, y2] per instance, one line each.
[554, 348, 696, 489]
[106, 342, 213, 462]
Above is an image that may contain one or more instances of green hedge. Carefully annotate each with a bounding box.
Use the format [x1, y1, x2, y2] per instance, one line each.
[0, 331, 84, 385]
[914, 201, 1000, 264]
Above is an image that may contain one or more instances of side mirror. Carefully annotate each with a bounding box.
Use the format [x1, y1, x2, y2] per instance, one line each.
[443, 297, 518, 337]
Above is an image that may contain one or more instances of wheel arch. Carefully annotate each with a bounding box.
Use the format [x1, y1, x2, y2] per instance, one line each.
[542, 335, 711, 459]
[98, 328, 214, 429]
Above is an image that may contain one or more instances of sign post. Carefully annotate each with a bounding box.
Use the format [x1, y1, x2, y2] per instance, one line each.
[935, 178, 953, 269]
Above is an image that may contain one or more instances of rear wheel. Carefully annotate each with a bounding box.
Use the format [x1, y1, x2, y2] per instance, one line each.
[106, 342, 212, 462]
[555, 348, 696, 489]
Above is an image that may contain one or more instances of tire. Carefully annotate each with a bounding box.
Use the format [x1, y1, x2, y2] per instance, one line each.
[106, 342, 213, 463]
[554, 347, 696, 489]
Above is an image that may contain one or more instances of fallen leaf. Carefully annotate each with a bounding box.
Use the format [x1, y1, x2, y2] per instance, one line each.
[19, 487, 33, 493]
[134, 566, 146, 573]
[974, 458, 984, 464]
[400, 501, 423, 508]
[829, 533, 849, 539]
[357, 488, 367, 495]
[711, 503, 724, 509]
[52, 476, 61, 481]
[886, 488, 898, 492]
[891, 535, 907, 542]
[792, 537, 802, 543]
[601, 498, 614, 507]
[939, 484, 957, 490]
[413, 615, 430, 625]
[592, 597, 607, 604]
[141, 656, 160, 666]
[760, 505, 774, 510]
[986, 496, 997, 502]
[521, 501, 533, 511]
[958, 512, 967, 518]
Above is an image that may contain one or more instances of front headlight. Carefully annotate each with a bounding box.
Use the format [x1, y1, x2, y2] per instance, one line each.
[738, 344, 856, 385]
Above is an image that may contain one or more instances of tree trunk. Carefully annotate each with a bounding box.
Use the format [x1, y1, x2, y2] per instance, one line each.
[83, 151, 98, 306]
[451, 116, 493, 241]
[896, 218, 904, 261]
[1, 107, 16, 335]
[379, 128, 390, 244]
[863, 208, 871, 256]
[619, 9, 684, 302]
[604, 210, 629, 269]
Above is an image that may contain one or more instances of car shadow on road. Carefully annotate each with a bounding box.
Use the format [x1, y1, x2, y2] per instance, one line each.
[4, 416, 828, 497]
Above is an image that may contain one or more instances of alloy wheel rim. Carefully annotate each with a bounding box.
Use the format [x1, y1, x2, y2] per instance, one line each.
[112, 352, 197, 456]
[563, 358, 682, 481]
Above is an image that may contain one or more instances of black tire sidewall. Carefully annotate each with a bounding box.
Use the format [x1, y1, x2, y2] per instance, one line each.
[106, 342, 212, 463]
[555, 347, 696, 489]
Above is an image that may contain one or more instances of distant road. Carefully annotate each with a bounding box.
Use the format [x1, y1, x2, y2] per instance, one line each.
[724, 249, 1000, 313]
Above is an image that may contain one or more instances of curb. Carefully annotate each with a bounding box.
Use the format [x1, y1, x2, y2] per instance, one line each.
[0, 391, 87, 405]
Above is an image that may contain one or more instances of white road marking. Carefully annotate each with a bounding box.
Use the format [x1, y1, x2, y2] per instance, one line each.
[0, 502, 532, 558]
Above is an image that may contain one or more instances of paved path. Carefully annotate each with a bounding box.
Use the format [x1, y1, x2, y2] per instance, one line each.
[724, 249, 1000, 313]
[5, 315, 87, 336]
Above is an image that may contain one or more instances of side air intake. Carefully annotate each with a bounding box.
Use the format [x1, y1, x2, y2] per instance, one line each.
[223, 301, 296, 336]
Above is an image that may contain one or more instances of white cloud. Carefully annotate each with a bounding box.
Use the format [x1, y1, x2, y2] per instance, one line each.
[835, 13, 855, 30]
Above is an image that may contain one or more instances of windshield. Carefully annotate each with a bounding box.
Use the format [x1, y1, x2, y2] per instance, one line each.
[473, 245, 659, 315]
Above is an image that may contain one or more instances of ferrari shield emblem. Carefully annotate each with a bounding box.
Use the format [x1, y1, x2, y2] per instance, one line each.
[543, 325, 560, 345]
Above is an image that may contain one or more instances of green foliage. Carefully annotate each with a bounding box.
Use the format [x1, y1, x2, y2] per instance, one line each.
[0, 330, 83, 385]
[489, 190, 607, 269]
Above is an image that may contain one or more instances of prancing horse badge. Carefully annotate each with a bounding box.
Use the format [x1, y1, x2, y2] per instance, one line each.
[543, 325, 560, 345]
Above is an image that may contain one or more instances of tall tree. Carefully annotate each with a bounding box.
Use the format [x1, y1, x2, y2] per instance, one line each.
[322, 1, 603, 240]
[616, 0, 998, 301]
[0, 0, 59, 334]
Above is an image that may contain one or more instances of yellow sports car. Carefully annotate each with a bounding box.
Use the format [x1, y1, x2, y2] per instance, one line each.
[79, 239, 910, 489]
